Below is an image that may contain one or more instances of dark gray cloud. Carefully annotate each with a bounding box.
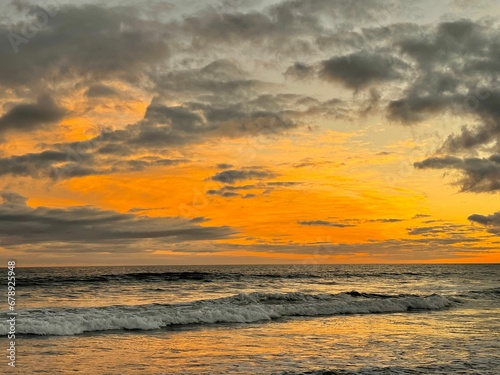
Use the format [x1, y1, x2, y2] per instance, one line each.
[0, 191, 234, 249]
[84, 87, 300, 152]
[205, 235, 494, 260]
[205, 181, 299, 198]
[414, 156, 463, 169]
[0, 95, 65, 135]
[144, 104, 207, 132]
[278, 17, 500, 192]
[85, 84, 119, 98]
[398, 19, 494, 70]
[1, 1, 498, 199]
[181, 0, 409, 51]
[298, 220, 355, 228]
[387, 20, 500, 187]
[216, 163, 234, 169]
[206, 190, 240, 198]
[468, 212, 500, 226]
[210, 169, 277, 184]
[414, 155, 500, 192]
[386, 19, 500, 140]
[266, 181, 300, 187]
[222, 184, 257, 191]
[0, 150, 73, 178]
[406, 223, 480, 236]
[284, 62, 315, 80]
[152, 59, 263, 100]
[0, 91, 299, 180]
[367, 218, 404, 223]
[292, 159, 343, 168]
[320, 52, 406, 91]
[142, 98, 298, 141]
[127, 207, 170, 213]
[0, 149, 186, 180]
[0, 4, 169, 88]
[387, 94, 456, 123]
[412, 214, 431, 219]
[298, 217, 404, 227]
[441, 90, 500, 154]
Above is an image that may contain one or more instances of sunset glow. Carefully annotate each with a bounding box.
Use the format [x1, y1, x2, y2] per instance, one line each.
[0, 0, 499, 266]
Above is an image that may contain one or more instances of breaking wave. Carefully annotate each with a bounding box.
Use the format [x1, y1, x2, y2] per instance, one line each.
[0, 291, 455, 336]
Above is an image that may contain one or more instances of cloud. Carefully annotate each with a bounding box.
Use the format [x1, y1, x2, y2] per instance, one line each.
[281, 17, 500, 191]
[207, 190, 240, 198]
[0, 4, 169, 88]
[297, 217, 405, 227]
[284, 62, 315, 80]
[152, 59, 261, 100]
[388, 19, 500, 184]
[69, 80, 300, 152]
[0, 191, 234, 250]
[292, 159, 340, 168]
[320, 52, 406, 91]
[414, 155, 500, 192]
[367, 218, 404, 223]
[205, 234, 494, 260]
[441, 90, 500, 154]
[207, 184, 256, 197]
[210, 169, 277, 184]
[181, 0, 410, 51]
[205, 181, 299, 198]
[468, 212, 500, 226]
[0, 191, 27, 205]
[216, 163, 234, 169]
[414, 156, 463, 169]
[85, 84, 119, 98]
[0, 95, 65, 136]
[387, 94, 456, 123]
[0, 149, 186, 180]
[406, 223, 480, 236]
[266, 181, 301, 187]
[412, 214, 431, 219]
[0, 86, 300, 180]
[298, 220, 355, 228]
[0, 150, 73, 178]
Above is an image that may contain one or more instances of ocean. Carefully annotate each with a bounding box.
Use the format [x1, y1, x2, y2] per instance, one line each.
[2, 264, 499, 374]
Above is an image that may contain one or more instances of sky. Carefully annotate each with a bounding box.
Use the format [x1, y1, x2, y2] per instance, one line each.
[0, 0, 499, 266]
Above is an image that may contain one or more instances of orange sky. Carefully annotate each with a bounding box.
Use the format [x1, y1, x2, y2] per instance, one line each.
[0, 0, 498, 266]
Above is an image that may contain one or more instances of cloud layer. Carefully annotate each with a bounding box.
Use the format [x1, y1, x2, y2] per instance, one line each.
[0, 191, 234, 252]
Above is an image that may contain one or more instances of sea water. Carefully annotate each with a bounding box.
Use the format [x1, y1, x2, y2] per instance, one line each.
[2, 264, 499, 374]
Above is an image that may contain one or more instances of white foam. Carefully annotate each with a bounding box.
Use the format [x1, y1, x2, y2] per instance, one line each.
[0, 291, 455, 336]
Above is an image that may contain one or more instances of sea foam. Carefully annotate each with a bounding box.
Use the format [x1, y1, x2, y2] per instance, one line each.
[0, 291, 454, 336]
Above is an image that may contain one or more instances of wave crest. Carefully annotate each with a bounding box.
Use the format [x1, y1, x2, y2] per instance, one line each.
[0, 291, 455, 336]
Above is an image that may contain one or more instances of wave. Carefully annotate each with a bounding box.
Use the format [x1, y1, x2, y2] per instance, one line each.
[18, 271, 322, 286]
[0, 291, 455, 336]
[19, 271, 221, 286]
[19, 269, 470, 287]
[459, 287, 500, 298]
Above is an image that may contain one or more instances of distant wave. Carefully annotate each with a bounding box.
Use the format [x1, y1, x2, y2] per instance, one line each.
[18, 271, 322, 286]
[18, 269, 471, 287]
[0, 291, 455, 336]
[460, 287, 500, 298]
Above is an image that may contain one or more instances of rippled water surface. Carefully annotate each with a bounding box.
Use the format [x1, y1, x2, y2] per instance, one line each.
[3, 264, 499, 374]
